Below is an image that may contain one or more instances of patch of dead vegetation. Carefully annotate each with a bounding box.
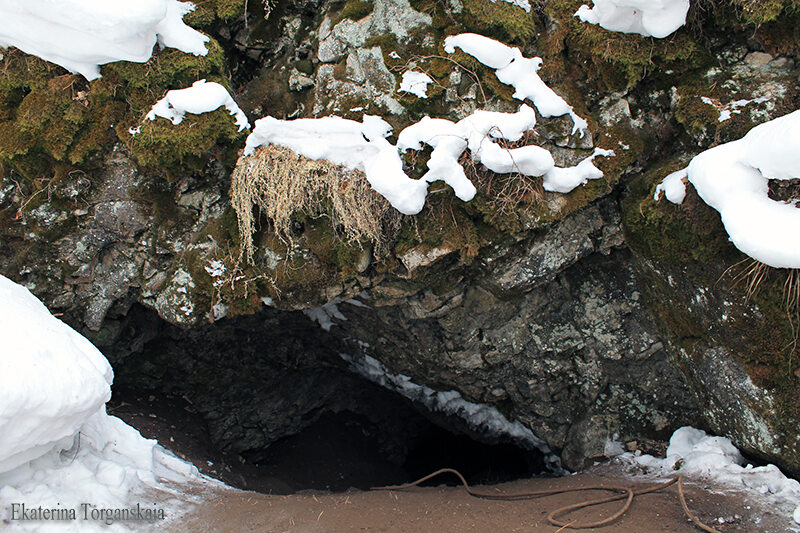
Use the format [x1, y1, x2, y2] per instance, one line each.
[230, 144, 400, 264]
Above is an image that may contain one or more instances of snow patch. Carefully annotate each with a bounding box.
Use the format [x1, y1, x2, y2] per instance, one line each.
[700, 95, 770, 122]
[575, 0, 690, 39]
[340, 352, 565, 473]
[624, 427, 800, 524]
[0, 274, 214, 531]
[654, 110, 800, 269]
[146, 79, 250, 131]
[398, 70, 434, 98]
[444, 33, 588, 135]
[0, 0, 209, 81]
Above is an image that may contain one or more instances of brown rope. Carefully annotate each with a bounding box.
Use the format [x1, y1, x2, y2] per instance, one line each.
[372, 468, 721, 532]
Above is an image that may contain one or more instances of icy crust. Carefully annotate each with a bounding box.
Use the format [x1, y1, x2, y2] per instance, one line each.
[340, 353, 565, 474]
[0, 0, 209, 81]
[146, 79, 250, 132]
[0, 275, 211, 531]
[655, 110, 800, 269]
[622, 427, 800, 525]
[575, 0, 690, 39]
[0, 410, 204, 532]
[0, 275, 112, 474]
[443, 33, 588, 135]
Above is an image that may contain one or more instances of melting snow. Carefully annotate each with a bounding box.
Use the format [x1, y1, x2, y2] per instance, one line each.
[623, 427, 800, 525]
[340, 352, 565, 474]
[0, 274, 213, 531]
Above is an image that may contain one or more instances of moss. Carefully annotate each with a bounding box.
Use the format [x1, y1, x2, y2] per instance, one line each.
[184, 0, 246, 27]
[621, 159, 738, 266]
[129, 106, 246, 178]
[338, 0, 374, 22]
[0, 37, 234, 181]
[460, 0, 539, 44]
[541, 0, 708, 91]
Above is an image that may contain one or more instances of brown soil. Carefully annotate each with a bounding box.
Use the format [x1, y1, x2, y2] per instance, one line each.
[174, 466, 790, 533]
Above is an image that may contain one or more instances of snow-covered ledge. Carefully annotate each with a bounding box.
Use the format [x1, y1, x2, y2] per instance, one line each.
[655, 109, 800, 269]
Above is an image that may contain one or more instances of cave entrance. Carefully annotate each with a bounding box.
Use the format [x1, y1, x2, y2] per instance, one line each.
[104, 305, 547, 494]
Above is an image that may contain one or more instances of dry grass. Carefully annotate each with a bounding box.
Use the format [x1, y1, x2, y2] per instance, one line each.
[230, 145, 400, 264]
[723, 258, 800, 361]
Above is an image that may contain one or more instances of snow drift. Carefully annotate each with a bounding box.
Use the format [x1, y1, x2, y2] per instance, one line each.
[575, 0, 691, 39]
[0, 275, 210, 531]
[655, 110, 800, 269]
[0, 0, 209, 80]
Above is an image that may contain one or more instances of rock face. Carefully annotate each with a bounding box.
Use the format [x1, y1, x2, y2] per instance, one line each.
[1, 0, 800, 473]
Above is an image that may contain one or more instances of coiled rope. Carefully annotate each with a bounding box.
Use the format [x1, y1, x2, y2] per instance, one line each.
[372, 468, 721, 532]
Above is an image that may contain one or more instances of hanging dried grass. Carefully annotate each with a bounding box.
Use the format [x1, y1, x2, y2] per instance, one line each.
[230, 144, 400, 264]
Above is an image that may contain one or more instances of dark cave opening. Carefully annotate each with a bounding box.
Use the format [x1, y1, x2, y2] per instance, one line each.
[109, 382, 547, 495]
[103, 304, 548, 494]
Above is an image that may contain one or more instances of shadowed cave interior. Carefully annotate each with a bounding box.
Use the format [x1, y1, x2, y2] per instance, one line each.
[104, 304, 547, 494]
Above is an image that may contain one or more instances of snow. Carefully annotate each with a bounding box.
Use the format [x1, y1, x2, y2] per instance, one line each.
[340, 352, 565, 474]
[444, 33, 588, 135]
[0, 274, 212, 531]
[0, 275, 112, 475]
[653, 167, 687, 203]
[575, 0, 690, 39]
[398, 71, 434, 98]
[303, 298, 348, 332]
[0, 0, 209, 81]
[495, 0, 532, 12]
[542, 148, 614, 193]
[146, 79, 250, 132]
[242, 34, 612, 215]
[245, 103, 612, 215]
[655, 110, 800, 269]
[701, 96, 770, 123]
[624, 427, 800, 524]
[244, 114, 429, 215]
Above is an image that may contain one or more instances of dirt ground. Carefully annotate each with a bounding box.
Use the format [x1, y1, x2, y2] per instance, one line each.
[173, 465, 793, 533]
[109, 390, 795, 532]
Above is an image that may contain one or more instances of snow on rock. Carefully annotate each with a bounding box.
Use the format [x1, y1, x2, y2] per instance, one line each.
[653, 167, 687, 203]
[655, 110, 800, 269]
[398, 70, 434, 98]
[340, 352, 565, 474]
[444, 33, 588, 135]
[575, 0, 690, 39]
[625, 427, 800, 523]
[244, 114, 429, 215]
[146, 79, 250, 131]
[0, 0, 209, 81]
[242, 34, 612, 215]
[543, 148, 614, 193]
[244, 102, 612, 215]
[0, 274, 212, 531]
